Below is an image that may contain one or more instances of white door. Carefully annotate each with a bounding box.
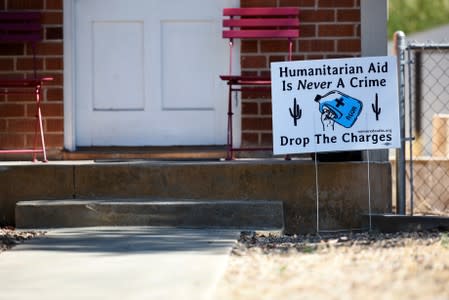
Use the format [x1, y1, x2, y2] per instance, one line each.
[73, 0, 238, 146]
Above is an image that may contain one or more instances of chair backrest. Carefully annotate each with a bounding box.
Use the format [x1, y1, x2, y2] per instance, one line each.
[222, 7, 300, 40]
[223, 7, 299, 75]
[0, 12, 42, 43]
[0, 12, 42, 78]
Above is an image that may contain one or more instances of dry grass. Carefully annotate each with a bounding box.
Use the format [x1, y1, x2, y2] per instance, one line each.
[215, 231, 449, 300]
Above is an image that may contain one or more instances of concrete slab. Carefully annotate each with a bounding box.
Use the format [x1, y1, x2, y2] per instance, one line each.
[0, 164, 75, 226]
[0, 227, 240, 300]
[368, 214, 449, 233]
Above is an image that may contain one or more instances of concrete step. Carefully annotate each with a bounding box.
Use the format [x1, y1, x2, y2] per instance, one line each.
[367, 214, 449, 233]
[1, 160, 392, 233]
[15, 199, 284, 230]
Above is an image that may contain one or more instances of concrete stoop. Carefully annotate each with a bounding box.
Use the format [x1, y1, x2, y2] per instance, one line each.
[0, 160, 393, 233]
[15, 199, 284, 229]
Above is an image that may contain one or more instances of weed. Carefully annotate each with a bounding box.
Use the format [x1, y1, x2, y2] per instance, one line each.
[441, 232, 449, 249]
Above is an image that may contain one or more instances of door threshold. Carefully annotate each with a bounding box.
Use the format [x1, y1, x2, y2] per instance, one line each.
[62, 146, 227, 161]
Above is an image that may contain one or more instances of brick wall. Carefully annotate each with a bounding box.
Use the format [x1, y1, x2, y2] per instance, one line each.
[0, 0, 63, 154]
[0, 0, 360, 156]
[240, 0, 361, 147]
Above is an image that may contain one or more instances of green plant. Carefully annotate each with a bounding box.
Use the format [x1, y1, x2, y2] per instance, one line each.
[441, 232, 449, 248]
[388, 0, 449, 38]
[302, 244, 316, 254]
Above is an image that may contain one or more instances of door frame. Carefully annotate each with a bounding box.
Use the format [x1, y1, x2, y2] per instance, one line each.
[63, 0, 240, 151]
[63, 0, 385, 152]
[63, 0, 76, 151]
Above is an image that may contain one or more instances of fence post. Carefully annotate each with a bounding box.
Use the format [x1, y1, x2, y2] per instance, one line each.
[394, 31, 407, 215]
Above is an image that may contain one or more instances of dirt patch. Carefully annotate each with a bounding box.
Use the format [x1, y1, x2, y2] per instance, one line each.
[0, 227, 46, 253]
[215, 231, 449, 300]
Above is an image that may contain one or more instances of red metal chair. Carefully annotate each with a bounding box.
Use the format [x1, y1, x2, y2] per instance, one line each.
[0, 12, 53, 162]
[220, 7, 300, 160]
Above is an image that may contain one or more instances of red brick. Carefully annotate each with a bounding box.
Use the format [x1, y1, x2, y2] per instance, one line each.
[45, 0, 62, 10]
[45, 88, 62, 101]
[269, 56, 287, 64]
[45, 27, 63, 40]
[280, 0, 315, 7]
[299, 39, 334, 52]
[260, 102, 272, 115]
[34, 42, 63, 56]
[0, 58, 14, 71]
[0, 133, 26, 148]
[241, 0, 277, 7]
[301, 9, 335, 23]
[6, 93, 34, 102]
[16, 58, 44, 71]
[291, 54, 306, 60]
[7, 0, 43, 10]
[242, 117, 272, 130]
[25, 133, 42, 148]
[0, 104, 25, 117]
[41, 12, 63, 25]
[0, 72, 24, 79]
[0, 44, 24, 56]
[319, 0, 355, 8]
[241, 55, 267, 69]
[34, 132, 63, 148]
[261, 40, 294, 53]
[242, 102, 258, 115]
[242, 132, 259, 145]
[241, 41, 258, 53]
[27, 102, 62, 117]
[306, 54, 325, 60]
[298, 24, 316, 37]
[318, 24, 355, 37]
[327, 54, 356, 59]
[0, 119, 6, 130]
[45, 57, 62, 70]
[337, 39, 361, 52]
[0, 0, 5, 9]
[337, 9, 360, 22]
[261, 133, 273, 145]
[241, 71, 258, 77]
[8, 118, 35, 132]
[45, 118, 63, 132]
[260, 70, 271, 77]
[241, 87, 271, 100]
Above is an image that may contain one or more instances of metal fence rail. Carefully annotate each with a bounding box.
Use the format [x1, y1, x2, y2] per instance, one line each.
[396, 31, 449, 216]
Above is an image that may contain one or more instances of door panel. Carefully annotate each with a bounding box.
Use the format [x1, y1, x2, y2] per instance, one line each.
[92, 21, 145, 111]
[74, 0, 238, 146]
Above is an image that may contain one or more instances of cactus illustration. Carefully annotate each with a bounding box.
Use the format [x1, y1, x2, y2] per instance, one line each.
[372, 93, 381, 121]
[289, 98, 302, 126]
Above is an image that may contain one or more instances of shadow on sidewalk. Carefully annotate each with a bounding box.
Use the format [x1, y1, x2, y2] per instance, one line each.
[12, 227, 239, 255]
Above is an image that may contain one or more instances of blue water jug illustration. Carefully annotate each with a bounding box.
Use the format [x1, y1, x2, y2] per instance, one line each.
[314, 90, 363, 128]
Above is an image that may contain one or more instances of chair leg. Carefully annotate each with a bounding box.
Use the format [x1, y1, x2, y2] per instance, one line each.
[226, 84, 234, 160]
[33, 84, 47, 162]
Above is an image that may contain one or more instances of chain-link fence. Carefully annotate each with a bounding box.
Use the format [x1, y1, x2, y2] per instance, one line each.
[397, 33, 449, 216]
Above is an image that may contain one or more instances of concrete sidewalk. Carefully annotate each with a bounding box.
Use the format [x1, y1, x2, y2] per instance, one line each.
[0, 227, 241, 300]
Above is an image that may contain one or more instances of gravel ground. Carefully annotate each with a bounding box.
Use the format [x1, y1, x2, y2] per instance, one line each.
[0, 227, 46, 253]
[215, 231, 449, 300]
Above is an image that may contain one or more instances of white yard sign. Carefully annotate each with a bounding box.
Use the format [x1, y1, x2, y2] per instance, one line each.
[271, 56, 401, 155]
